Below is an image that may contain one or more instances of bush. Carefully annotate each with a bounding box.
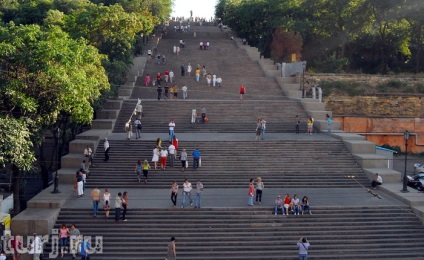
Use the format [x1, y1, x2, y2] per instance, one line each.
[320, 80, 366, 96]
[314, 57, 348, 73]
[415, 83, 424, 93]
[376, 80, 406, 93]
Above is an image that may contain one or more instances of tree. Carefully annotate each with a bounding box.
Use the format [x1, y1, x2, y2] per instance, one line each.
[363, 0, 410, 73]
[401, 0, 424, 72]
[0, 23, 109, 212]
[0, 117, 35, 214]
[62, 3, 143, 63]
[220, 0, 300, 57]
[270, 28, 303, 62]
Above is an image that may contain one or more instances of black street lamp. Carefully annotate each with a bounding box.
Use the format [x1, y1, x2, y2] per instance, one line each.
[401, 130, 410, 193]
[52, 128, 60, 194]
[301, 62, 306, 98]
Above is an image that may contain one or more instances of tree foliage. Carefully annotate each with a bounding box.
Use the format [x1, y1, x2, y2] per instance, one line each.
[0, 23, 109, 126]
[0, 117, 35, 171]
[217, 0, 424, 74]
[0, 0, 172, 213]
[62, 3, 142, 63]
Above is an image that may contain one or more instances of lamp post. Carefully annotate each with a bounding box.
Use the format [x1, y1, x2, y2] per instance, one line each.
[402, 130, 410, 192]
[301, 62, 306, 98]
[52, 128, 60, 194]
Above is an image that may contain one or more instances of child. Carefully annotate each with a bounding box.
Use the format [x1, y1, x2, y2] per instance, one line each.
[104, 200, 110, 218]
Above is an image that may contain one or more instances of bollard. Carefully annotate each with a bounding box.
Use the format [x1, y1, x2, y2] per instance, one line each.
[318, 87, 322, 102]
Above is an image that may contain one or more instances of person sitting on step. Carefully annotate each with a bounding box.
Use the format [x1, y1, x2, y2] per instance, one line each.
[292, 195, 300, 216]
[301, 196, 312, 215]
[274, 195, 283, 215]
[371, 173, 383, 189]
[283, 194, 291, 215]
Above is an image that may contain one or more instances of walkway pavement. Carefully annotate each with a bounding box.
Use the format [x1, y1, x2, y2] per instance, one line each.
[62, 186, 406, 209]
[105, 132, 336, 142]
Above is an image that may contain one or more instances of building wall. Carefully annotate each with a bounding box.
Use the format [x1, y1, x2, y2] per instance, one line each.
[335, 116, 424, 153]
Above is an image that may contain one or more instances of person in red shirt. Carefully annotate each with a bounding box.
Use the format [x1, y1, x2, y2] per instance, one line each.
[164, 70, 170, 83]
[172, 135, 179, 154]
[10, 235, 22, 260]
[239, 85, 246, 100]
[283, 194, 291, 215]
[156, 72, 162, 86]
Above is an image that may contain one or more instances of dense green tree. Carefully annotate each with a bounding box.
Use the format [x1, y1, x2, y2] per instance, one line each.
[219, 0, 299, 57]
[0, 23, 109, 212]
[401, 0, 424, 72]
[62, 3, 143, 63]
[91, 0, 171, 23]
[216, 0, 424, 73]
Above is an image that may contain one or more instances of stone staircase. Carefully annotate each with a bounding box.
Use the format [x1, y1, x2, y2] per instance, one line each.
[43, 22, 424, 260]
[85, 140, 369, 189]
[133, 23, 285, 101]
[112, 100, 310, 133]
[50, 206, 424, 259]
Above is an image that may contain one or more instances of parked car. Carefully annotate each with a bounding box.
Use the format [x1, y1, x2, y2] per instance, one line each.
[406, 173, 424, 191]
[413, 163, 424, 174]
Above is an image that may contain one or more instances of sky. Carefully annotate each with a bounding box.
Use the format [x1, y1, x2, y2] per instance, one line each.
[171, 0, 219, 19]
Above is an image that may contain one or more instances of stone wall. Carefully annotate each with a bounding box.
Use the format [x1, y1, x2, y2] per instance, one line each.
[326, 96, 424, 117]
[306, 73, 424, 86]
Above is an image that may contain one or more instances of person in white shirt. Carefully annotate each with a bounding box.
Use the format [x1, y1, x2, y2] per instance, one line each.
[297, 237, 310, 259]
[125, 120, 132, 140]
[191, 108, 197, 124]
[182, 85, 188, 99]
[168, 120, 176, 142]
[260, 118, 267, 140]
[29, 234, 43, 260]
[291, 195, 300, 215]
[187, 63, 192, 77]
[212, 74, 217, 87]
[84, 146, 93, 167]
[168, 144, 176, 167]
[169, 70, 174, 83]
[371, 173, 383, 189]
[136, 103, 143, 116]
[104, 138, 110, 161]
[181, 179, 193, 208]
[217, 76, 222, 88]
[160, 148, 168, 170]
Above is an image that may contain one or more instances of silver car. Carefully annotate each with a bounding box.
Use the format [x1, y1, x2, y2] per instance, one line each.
[414, 163, 424, 174]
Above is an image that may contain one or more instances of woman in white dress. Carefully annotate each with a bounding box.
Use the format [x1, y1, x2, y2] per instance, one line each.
[191, 108, 197, 124]
[152, 147, 160, 170]
[206, 73, 212, 86]
[187, 63, 192, 77]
